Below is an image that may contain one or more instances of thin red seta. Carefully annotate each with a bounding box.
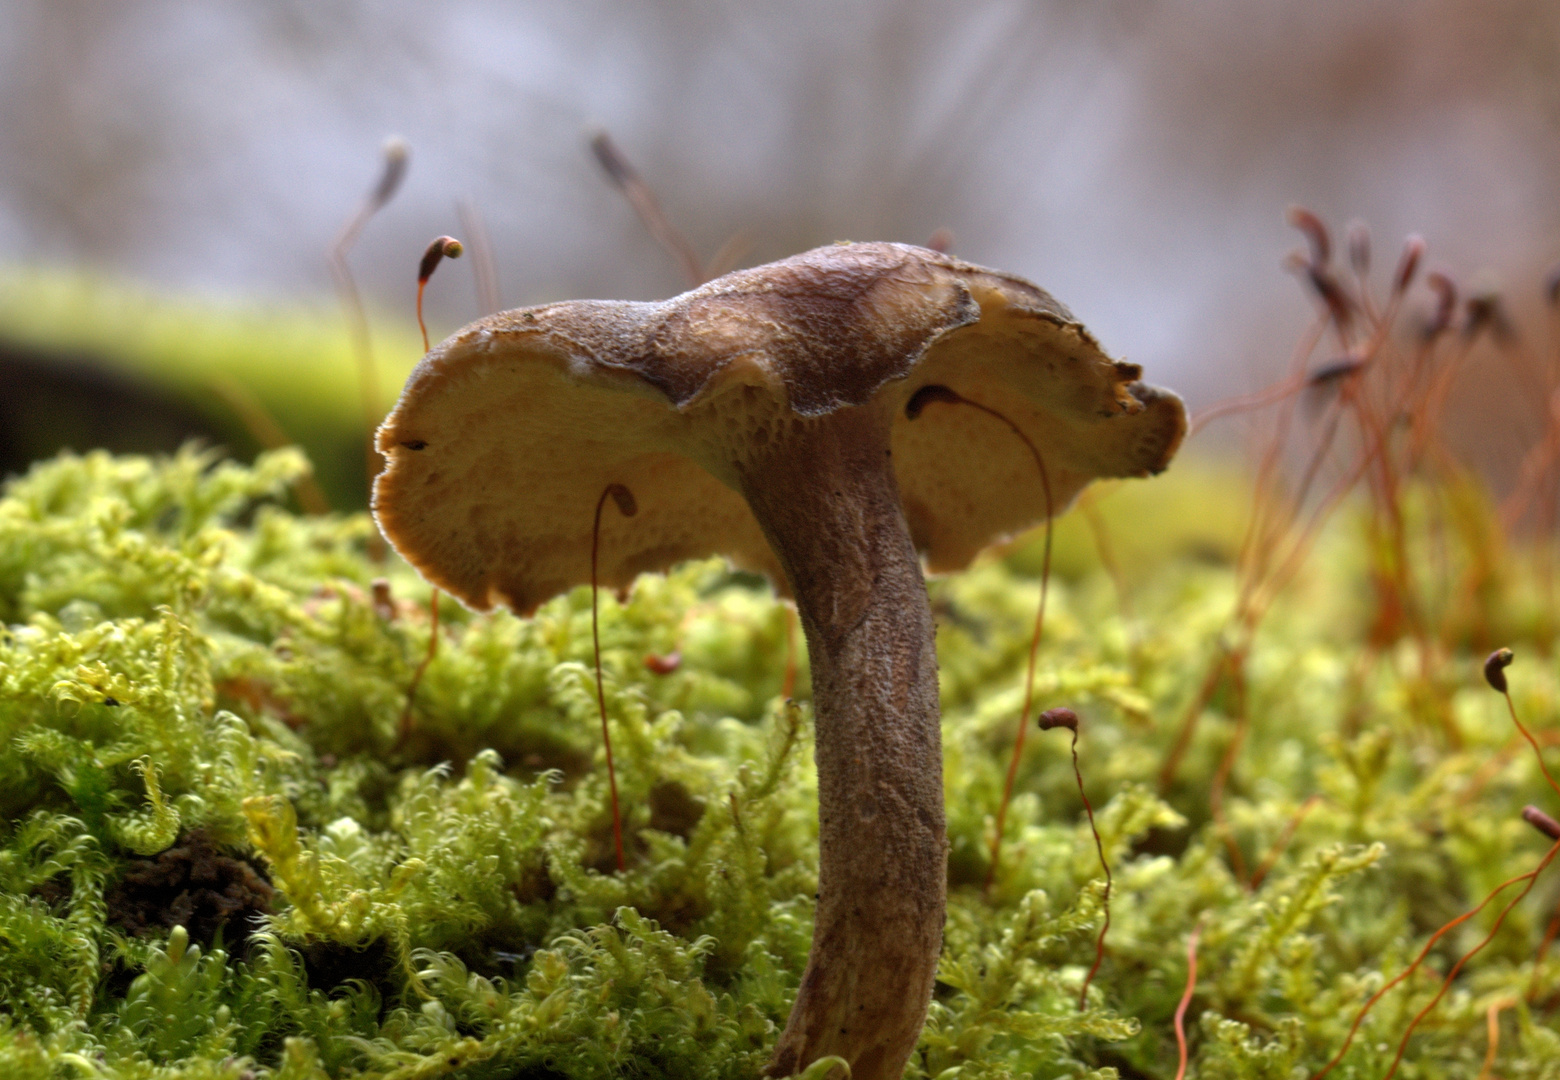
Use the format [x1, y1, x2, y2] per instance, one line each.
[1477, 997, 1516, 1080]
[1485, 648, 1560, 1006]
[1316, 650, 1560, 1079]
[1165, 223, 1431, 793]
[1381, 838, 1560, 1080]
[397, 589, 440, 745]
[1077, 488, 1132, 621]
[920, 388, 1054, 892]
[392, 234, 464, 746]
[903, 385, 1055, 893]
[1312, 845, 1559, 1080]
[1162, 422, 1373, 792]
[1249, 794, 1324, 890]
[1164, 305, 1337, 791]
[1159, 647, 1235, 794]
[330, 137, 409, 520]
[1190, 364, 1314, 436]
[1531, 901, 1560, 1003]
[208, 376, 332, 515]
[590, 130, 707, 288]
[1244, 426, 1380, 629]
[455, 198, 502, 315]
[780, 603, 799, 701]
[1174, 919, 1204, 1080]
[986, 535, 1053, 890]
[592, 482, 638, 873]
[1208, 656, 1250, 883]
[417, 235, 464, 352]
[1486, 648, 1560, 799]
[1164, 315, 1401, 793]
[1188, 314, 1327, 437]
[1514, 267, 1560, 562]
[1038, 706, 1112, 1009]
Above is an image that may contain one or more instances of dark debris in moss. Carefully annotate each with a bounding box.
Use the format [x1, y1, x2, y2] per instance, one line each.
[105, 828, 273, 950]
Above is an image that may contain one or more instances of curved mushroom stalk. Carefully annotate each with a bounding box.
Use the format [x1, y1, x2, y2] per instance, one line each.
[373, 241, 1187, 1080]
[738, 404, 945, 1079]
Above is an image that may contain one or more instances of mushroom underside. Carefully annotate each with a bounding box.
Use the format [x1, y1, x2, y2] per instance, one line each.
[371, 241, 1189, 1080]
[374, 310, 1181, 609]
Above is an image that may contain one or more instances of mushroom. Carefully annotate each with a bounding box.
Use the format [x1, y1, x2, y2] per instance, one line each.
[373, 241, 1185, 1079]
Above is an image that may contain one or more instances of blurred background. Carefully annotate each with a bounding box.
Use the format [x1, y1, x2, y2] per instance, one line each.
[3, 0, 1559, 506]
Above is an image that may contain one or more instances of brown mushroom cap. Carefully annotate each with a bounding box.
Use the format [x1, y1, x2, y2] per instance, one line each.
[373, 241, 1185, 612]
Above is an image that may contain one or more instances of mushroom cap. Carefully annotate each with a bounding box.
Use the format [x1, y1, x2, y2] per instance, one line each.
[373, 241, 1185, 614]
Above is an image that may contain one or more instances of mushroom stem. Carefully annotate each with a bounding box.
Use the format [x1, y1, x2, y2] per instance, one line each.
[738, 404, 946, 1080]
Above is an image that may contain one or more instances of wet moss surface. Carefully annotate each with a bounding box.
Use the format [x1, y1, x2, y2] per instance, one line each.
[1, 447, 1558, 1078]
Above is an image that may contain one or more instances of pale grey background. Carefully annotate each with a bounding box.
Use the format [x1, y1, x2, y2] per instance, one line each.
[3, 0, 1558, 408]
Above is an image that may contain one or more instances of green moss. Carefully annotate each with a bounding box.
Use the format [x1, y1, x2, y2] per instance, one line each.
[1, 446, 1559, 1077]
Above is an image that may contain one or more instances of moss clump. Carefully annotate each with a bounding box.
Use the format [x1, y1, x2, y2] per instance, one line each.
[1, 446, 1558, 1078]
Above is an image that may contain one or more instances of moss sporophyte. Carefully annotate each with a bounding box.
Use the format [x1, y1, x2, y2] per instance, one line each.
[17, 201, 1560, 1076]
[373, 241, 1185, 1078]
